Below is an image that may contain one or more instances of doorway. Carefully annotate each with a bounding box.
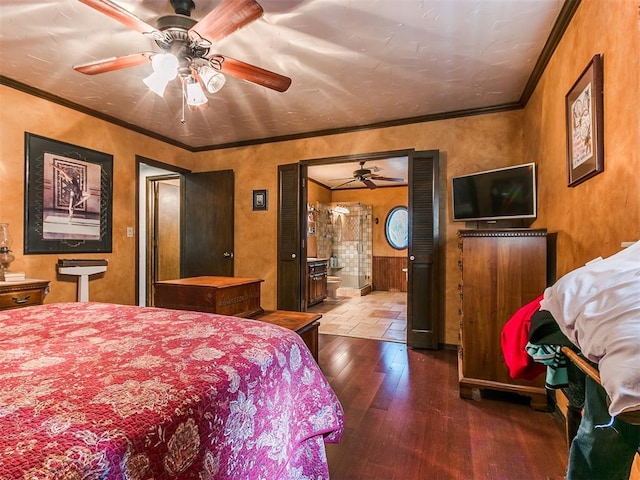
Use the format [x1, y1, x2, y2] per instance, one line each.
[137, 160, 186, 306]
[279, 149, 440, 348]
[145, 175, 181, 305]
[306, 157, 408, 342]
[136, 159, 236, 306]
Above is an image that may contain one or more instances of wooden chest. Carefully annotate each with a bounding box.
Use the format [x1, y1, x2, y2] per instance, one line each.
[154, 276, 264, 318]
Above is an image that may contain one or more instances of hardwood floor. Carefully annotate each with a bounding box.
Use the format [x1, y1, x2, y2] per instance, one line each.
[319, 334, 568, 480]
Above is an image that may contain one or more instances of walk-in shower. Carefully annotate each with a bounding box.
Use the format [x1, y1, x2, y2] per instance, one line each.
[315, 202, 372, 293]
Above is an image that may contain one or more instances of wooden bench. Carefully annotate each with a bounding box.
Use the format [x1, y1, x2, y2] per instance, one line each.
[252, 310, 321, 362]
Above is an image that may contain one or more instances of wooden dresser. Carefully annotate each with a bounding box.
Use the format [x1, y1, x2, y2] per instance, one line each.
[457, 229, 548, 409]
[0, 279, 50, 311]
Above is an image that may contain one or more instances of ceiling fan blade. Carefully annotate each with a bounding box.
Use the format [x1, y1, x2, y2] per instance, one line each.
[362, 178, 377, 189]
[334, 179, 358, 188]
[73, 52, 151, 75]
[370, 176, 405, 182]
[217, 56, 291, 92]
[190, 0, 263, 42]
[78, 0, 159, 35]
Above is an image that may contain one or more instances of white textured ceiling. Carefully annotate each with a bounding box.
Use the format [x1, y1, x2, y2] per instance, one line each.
[308, 156, 409, 190]
[0, 0, 565, 150]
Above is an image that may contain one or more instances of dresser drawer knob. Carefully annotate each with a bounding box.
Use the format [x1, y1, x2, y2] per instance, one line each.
[12, 294, 31, 305]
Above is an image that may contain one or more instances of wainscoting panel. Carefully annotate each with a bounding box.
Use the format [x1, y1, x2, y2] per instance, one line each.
[372, 256, 407, 292]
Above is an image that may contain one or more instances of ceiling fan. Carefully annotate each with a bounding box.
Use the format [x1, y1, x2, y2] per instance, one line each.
[73, 0, 291, 112]
[334, 161, 404, 189]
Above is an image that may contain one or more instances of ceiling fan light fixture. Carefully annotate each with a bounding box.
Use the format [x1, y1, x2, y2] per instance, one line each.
[185, 76, 209, 108]
[143, 70, 172, 97]
[152, 53, 179, 77]
[143, 53, 179, 96]
[198, 65, 226, 94]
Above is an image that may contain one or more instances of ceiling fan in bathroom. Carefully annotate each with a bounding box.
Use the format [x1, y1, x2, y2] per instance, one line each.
[334, 161, 404, 189]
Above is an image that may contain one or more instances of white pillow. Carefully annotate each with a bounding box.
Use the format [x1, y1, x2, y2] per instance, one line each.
[540, 241, 640, 418]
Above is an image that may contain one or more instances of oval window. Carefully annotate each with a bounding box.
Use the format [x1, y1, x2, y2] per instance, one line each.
[385, 206, 408, 250]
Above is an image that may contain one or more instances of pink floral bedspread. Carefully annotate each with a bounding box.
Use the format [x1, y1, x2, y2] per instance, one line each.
[0, 302, 343, 479]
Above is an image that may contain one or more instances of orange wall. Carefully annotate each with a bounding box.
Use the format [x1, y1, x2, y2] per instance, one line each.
[1, 0, 634, 346]
[0, 87, 192, 305]
[191, 113, 524, 344]
[523, 0, 640, 274]
[0, 87, 523, 343]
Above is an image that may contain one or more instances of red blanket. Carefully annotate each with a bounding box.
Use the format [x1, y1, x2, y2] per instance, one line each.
[0, 302, 343, 479]
[500, 294, 546, 380]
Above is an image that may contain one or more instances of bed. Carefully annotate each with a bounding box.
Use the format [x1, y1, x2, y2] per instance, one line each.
[539, 240, 640, 422]
[502, 240, 640, 480]
[0, 302, 344, 479]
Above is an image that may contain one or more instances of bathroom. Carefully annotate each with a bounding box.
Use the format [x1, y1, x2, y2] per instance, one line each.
[308, 202, 373, 298]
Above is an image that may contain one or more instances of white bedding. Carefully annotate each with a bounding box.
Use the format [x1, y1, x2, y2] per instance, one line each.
[540, 240, 640, 418]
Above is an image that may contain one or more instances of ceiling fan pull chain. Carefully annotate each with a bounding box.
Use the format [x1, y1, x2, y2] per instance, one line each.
[181, 82, 186, 125]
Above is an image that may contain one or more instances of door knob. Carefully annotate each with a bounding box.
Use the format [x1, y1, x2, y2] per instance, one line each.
[291, 253, 297, 259]
[410, 255, 415, 261]
[223, 251, 234, 258]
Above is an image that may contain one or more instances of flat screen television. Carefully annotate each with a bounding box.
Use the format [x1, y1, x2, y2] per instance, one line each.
[451, 163, 537, 222]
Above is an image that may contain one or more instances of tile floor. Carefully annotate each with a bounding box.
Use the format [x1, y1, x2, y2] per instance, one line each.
[307, 290, 407, 343]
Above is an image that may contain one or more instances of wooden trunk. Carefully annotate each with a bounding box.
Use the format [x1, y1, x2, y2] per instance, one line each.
[154, 276, 264, 318]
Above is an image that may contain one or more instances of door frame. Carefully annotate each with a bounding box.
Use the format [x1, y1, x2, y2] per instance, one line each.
[135, 156, 190, 306]
[145, 174, 182, 306]
[299, 150, 411, 303]
[296, 148, 442, 347]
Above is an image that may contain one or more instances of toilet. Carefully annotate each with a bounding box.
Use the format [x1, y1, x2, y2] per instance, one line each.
[326, 276, 342, 300]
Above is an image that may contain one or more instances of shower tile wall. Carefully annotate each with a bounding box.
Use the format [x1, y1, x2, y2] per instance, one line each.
[316, 205, 332, 259]
[315, 202, 372, 289]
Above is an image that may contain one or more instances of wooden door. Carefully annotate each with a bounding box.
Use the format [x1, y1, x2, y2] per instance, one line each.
[156, 179, 181, 281]
[277, 163, 306, 311]
[181, 170, 234, 278]
[406, 150, 440, 349]
[145, 176, 181, 305]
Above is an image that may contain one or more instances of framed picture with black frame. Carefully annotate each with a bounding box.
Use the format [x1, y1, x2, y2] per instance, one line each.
[252, 189, 268, 211]
[565, 54, 604, 187]
[24, 132, 113, 253]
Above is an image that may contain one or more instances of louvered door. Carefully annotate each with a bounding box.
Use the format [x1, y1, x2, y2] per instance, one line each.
[277, 163, 305, 311]
[407, 150, 440, 349]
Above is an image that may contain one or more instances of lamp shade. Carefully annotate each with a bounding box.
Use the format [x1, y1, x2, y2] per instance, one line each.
[198, 66, 226, 94]
[185, 77, 208, 108]
[143, 70, 172, 96]
[143, 54, 178, 97]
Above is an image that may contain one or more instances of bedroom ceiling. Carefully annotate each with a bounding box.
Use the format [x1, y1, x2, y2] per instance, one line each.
[0, 0, 567, 151]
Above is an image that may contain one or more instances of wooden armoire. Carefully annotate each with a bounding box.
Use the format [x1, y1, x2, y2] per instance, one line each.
[457, 229, 549, 410]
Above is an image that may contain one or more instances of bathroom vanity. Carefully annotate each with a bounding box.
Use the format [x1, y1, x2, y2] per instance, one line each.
[306, 258, 328, 306]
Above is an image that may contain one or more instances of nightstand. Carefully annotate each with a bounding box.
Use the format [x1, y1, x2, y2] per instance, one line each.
[0, 279, 50, 311]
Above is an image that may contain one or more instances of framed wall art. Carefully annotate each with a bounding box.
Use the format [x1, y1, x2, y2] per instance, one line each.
[24, 133, 113, 253]
[565, 54, 604, 187]
[252, 189, 268, 211]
